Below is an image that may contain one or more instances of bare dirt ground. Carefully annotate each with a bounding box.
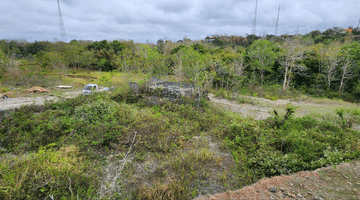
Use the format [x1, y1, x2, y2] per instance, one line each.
[0, 96, 58, 111]
[0, 89, 109, 111]
[208, 94, 273, 120]
[195, 160, 360, 200]
[208, 93, 358, 120]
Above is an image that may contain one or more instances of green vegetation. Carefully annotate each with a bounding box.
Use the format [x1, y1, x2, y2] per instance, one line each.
[0, 144, 97, 199]
[1, 86, 360, 199]
[1, 27, 360, 100]
[1, 27, 360, 199]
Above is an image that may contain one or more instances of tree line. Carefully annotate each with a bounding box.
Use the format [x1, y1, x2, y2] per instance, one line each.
[1, 26, 360, 100]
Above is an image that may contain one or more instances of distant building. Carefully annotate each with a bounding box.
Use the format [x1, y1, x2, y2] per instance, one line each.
[343, 29, 353, 33]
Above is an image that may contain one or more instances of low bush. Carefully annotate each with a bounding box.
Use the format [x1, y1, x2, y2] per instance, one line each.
[223, 110, 360, 181]
[0, 144, 98, 199]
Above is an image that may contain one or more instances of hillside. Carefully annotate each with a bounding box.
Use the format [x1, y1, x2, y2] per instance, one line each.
[1, 80, 360, 199]
[1, 31, 360, 198]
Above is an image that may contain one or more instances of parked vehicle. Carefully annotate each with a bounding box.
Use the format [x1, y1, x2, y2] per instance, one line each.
[83, 84, 99, 95]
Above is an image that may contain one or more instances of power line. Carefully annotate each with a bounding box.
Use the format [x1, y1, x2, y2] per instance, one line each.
[57, 0, 67, 42]
[251, 0, 258, 35]
[274, 5, 281, 35]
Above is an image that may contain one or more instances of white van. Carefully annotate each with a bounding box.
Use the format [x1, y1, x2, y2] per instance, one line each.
[83, 84, 99, 95]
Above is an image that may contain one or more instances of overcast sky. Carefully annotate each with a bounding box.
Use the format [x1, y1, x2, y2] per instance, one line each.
[0, 0, 359, 43]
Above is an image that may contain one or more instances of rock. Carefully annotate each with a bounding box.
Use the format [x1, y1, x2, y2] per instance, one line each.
[269, 186, 277, 193]
[55, 85, 73, 89]
[296, 193, 303, 198]
[313, 197, 324, 200]
[279, 188, 289, 192]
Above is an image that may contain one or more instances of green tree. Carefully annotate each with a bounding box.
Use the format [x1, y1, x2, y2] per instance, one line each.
[38, 51, 68, 79]
[278, 36, 306, 92]
[215, 48, 245, 89]
[352, 27, 360, 35]
[156, 39, 165, 54]
[316, 42, 341, 90]
[0, 47, 7, 83]
[172, 47, 217, 91]
[338, 48, 353, 92]
[79, 50, 97, 69]
[247, 40, 277, 85]
[340, 42, 360, 93]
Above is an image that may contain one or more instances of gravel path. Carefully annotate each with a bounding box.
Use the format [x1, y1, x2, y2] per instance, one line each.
[0, 89, 109, 111]
[0, 96, 59, 111]
[208, 93, 273, 120]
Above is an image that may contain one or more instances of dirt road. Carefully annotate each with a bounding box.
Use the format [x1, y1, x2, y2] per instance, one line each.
[0, 96, 59, 111]
[208, 93, 273, 120]
[208, 93, 358, 120]
[0, 89, 112, 112]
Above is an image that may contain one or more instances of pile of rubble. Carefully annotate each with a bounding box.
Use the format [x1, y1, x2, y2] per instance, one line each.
[26, 86, 50, 93]
[130, 77, 201, 103]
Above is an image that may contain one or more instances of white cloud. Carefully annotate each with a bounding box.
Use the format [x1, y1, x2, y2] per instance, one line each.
[0, 0, 359, 42]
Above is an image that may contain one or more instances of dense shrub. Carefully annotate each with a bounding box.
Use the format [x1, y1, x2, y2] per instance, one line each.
[0, 145, 98, 199]
[223, 114, 360, 181]
[74, 99, 119, 123]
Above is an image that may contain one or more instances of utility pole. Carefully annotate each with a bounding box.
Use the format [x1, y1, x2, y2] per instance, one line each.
[274, 5, 280, 35]
[251, 0, 258, 35]
[57, 0, 67, 42]
[357, 18, 360, 29]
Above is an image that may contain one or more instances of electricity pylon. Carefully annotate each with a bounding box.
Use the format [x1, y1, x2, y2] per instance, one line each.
[57, 0, 67, 42]
[251, 0, 258, 35]
[274, 5, 281, 35]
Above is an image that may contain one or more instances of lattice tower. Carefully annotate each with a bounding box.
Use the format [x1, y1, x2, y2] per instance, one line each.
[57, 0, 67, 42]
[274, 5, 281, 35]
[251, 0, 258, 35]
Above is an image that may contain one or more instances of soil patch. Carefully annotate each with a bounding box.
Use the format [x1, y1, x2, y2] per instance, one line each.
[195, 161, 360, 200]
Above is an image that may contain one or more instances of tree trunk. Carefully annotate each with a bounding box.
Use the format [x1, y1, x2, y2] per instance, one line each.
[285, 66, 293, 91]
[260, 69, 264, 86]
[339, 65, 347, 92]
[282, 66, 288, 92]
